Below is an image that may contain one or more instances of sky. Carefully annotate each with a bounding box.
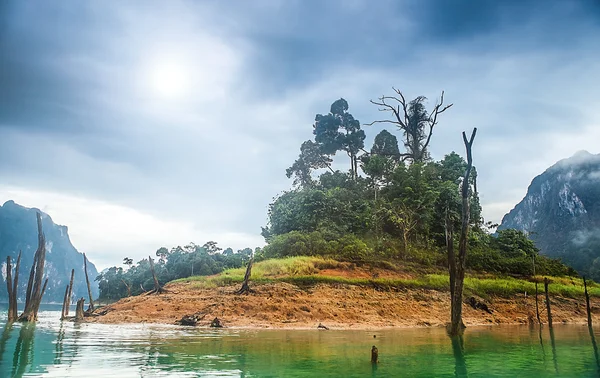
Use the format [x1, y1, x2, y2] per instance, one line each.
[1, 0, 600, 270]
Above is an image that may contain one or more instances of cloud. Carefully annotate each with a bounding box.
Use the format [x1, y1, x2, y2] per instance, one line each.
[1, 0, 600, 268]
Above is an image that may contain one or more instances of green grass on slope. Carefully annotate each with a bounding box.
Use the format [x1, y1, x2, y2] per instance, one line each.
[172, 256, 600, 298]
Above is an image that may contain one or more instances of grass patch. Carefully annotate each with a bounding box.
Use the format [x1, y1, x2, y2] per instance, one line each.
[172, 257, 600, 299]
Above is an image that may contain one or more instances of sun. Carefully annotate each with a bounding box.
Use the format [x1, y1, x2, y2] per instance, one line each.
[146, 58, 190, 99]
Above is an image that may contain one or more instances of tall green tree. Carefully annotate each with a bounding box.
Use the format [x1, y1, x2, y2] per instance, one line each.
[313, 99, 366, 180]
[286, 140, 333, 187]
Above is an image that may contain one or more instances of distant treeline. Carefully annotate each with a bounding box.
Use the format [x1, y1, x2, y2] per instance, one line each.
[96, 242, 256, 300]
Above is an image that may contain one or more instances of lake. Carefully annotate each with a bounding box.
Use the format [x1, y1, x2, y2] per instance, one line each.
[0, 304, 599, 377]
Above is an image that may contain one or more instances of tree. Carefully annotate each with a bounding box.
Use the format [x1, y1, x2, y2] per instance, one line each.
[448, 128, 477, 336]
[18, 212, 48, 322]
[286, 140, 334, 188]
[371, 129, 400, 159]
[155, 248, 169, 263]
[313, 99, 366, 180]
[123, 257, 133, 268]
[202, 241, 222, 255]
[367, 88, 452, 163]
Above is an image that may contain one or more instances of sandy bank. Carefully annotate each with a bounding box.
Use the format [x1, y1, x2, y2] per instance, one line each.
[88, 281, 599, 329]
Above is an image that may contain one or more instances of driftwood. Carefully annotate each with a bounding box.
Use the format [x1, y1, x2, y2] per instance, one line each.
[176, 312, 206, 326]
[75, 298, 85, 321]
[235, 258, 254, 295]
[448, 128, 477, 336]
[210, 317, 223, 328]
[6, 251, 21, 322]
[18, 213, 48, 322]
[83, 253, 94, 311]
[467, 297, 492, 314]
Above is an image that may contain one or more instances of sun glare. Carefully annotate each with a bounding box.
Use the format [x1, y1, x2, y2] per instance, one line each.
[146, 59, 190, 98]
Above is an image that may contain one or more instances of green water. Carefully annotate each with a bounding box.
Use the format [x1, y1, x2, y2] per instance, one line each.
[0, 305, 599, 377]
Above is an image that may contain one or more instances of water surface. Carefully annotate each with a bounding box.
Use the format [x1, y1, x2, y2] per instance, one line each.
[0, 304, 599, 377]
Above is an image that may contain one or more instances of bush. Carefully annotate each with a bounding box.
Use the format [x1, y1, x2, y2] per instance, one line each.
[262, 231, 374, 262]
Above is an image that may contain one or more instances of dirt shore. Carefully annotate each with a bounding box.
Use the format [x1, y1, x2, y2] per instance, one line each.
[89, 280, 599, 329]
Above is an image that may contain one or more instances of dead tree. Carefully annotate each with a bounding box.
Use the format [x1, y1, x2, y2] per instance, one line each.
[66, 268, 74, 315]
[121, 279, 131, 297]
[584, 276, 593, 328]
[447, 128, 477, 336]
[533, 255, 541, 324]
[6, 251, 22, 322]
[61, 269, 75, 319]
[75, 298, 85, 321]
[83, 253, 94, 311]
[147, 256, 166, 294]
[544, 278, 553, 328]
[236, 258, 254, 295]
[366, 88, 453, 163]
[61, 286, 69, 320]
[18, 212, 48, 322]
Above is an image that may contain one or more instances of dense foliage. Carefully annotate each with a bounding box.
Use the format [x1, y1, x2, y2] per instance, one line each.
[263, 97, 575, 277]
[96, 242, 255, 300]
[98, 93, 577, 301]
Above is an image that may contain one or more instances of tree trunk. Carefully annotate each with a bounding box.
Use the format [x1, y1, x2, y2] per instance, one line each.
[66, 269, 75, 316]
[584, 276, 593, 328]
[446, 214, 456, 302]
[532, 255, 541, 324]
[83, 253, 94, 311]
[448, 128, 477, 336]
[75, 298, 85, 321]
[544, 277, 553, 328]
[61, 285, 69, 320]
[148, 256, 166, 294]
[5, 253, 21, 323]
[122, 279, 131, 297]
[18, 212, 47, 322]
[236, 258, 254, 295]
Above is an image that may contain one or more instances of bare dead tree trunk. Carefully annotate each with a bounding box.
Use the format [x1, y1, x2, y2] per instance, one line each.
[75, 298, 85, 321]
[147, 256, 166, 294]
[66, 269, 74, 316]
[122, 279, 131, 297]
[446, 213, 456, 302]
[236, 258, 254, 295]
[544, 277, 553, 328]
[83, 253, 94, 311]
[584, 276, 593, 328]
[18, 212, 47, 322]
[61, 285, 69, 320]
[533, 256, 541, 324]
[6, 252, 22, 322]
[448, 128, 477, 336]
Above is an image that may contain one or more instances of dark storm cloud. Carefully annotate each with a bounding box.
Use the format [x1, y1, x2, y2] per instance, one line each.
[1, 0, 600, 268]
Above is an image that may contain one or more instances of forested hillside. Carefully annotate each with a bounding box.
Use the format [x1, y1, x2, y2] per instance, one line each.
[97, 90, 575, 300]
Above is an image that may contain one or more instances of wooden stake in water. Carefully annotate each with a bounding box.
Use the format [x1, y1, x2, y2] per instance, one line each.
[544, 277, 553, 328]
[371, 345, 378, 363]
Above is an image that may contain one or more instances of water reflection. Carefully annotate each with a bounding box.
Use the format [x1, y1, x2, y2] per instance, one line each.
[588, 326, 600, 375]
[450, 335, 468, 378]
[1, 309, 600, 377]
[549, 326, 559, 375]
[12, 323, 36, 377]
